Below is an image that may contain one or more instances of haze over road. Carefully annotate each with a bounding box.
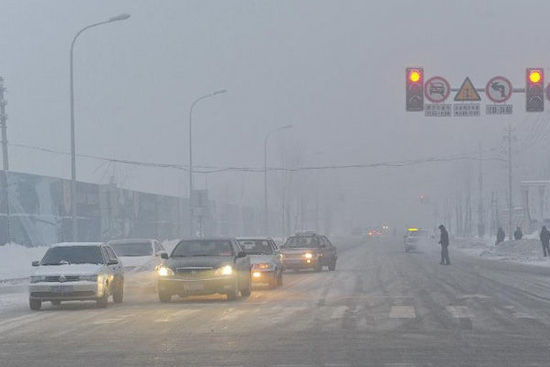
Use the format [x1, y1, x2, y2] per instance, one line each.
[2, 237, 550, 367]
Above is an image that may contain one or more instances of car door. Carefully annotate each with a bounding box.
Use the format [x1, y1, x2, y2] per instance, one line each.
[105, 245, 123, 287]
[322, 236, 336, 262]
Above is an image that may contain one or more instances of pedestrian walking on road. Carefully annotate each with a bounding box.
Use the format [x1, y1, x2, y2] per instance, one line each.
[438, 224, 450, 265]
[496, 227, 505, 245]
[514, 226, 523, 240]
[540, 226, 550, 257]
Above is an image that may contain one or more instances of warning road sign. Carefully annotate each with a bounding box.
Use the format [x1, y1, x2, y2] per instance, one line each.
[454, 77, 481, 102]
[424, 76, 450, 103]
[486, 76, 512, 103]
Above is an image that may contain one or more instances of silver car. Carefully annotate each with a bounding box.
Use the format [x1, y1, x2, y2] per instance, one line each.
[29, 242, 124, 310]
[237, 237, 283, 289]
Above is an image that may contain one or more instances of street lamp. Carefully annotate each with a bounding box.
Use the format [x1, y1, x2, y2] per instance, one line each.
[69, 14, 130, 241]
[264, 124, 292, 235]
[188, 89, 227, 237]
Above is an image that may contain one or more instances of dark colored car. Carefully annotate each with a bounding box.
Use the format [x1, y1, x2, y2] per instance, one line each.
[157, 238, 252, 302]
[281, 232, 337, 272]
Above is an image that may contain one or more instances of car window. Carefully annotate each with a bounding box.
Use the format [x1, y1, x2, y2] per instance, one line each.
[172, 240, 234, 257]
[154, 241, 165, 253]
[238, 240, 274, 255]
[111, 242, 153, 256]
[284, 236, 320, 248]
[41, 246, 104, 265]
[105, 246, 118, 262]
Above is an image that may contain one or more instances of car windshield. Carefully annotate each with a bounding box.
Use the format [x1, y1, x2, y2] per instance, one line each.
[41, 246, 104, 265]
[238, 240, 273, 255]
[171, 240, 234, 257]
[110, 242, 153, 256]
[409, 230, 429, 238]
[284, 236, 319, 248]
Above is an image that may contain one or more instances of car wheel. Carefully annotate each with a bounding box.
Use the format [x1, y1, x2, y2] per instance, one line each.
[226, 278, 240, 301]
[241, 278, 252, 297]
[29, 299, 41, 311]
[96, 293, 109, 308]
[51, 300, 61, 306]
[113, 283, 124, 304]
[328, 259, 336, 271]
[158, 291, 172, 303]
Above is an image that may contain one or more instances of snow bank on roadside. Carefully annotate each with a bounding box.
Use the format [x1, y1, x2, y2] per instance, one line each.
[455, 237, 550, 267]
[0, 244, 49, 281]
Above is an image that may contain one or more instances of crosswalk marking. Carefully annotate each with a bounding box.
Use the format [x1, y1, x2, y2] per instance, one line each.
[446, 305, 473, 319]
[389, 306, 416, 319]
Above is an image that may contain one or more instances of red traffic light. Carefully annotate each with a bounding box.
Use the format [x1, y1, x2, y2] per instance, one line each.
[528, 69, 543, 84]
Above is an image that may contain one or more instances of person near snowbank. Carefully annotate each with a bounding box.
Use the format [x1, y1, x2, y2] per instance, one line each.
[438, 224, 450, 265]
[496, 227, 505, 245]
[514, 226, 523, 240]
[540, 226, 550, 257]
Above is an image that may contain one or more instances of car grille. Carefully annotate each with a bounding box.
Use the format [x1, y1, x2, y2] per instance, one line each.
[44, 275, 81, 282]
[175, 267, 214, 279]
[283, 253, 304, 260]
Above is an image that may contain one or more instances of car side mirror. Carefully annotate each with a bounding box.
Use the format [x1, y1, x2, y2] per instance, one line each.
[108, 259, 119, 265]
[160, 252, 169, 260]
[32, 260, 40, 267]
[237, 251, 246, 258]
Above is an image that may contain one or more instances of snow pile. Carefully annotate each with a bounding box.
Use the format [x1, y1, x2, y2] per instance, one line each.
[480, 239, 549, 264]
[0, 244, 48, 282]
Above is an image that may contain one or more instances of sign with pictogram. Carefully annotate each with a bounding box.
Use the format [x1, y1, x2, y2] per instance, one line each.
[424, 76, 450, 103]
[454, 77, 481, 102]
[486, 76, 512, 103]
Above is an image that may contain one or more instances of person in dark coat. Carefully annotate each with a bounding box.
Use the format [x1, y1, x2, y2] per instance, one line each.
[540, 226, 550, 257]
[496, 227, 505, 245]
[514, 226, 523, 240]
[438, 224, 450, 265]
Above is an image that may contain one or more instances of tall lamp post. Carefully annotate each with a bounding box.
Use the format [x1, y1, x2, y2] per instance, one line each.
[69, 14, 130, 241]
[188, 89, 227, 237]
[264, 125, 292, 235]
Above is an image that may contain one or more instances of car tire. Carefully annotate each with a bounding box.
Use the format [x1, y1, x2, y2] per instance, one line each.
[241, 279, 252, 297]
[51, 300, 61, 306]
[113, 283, 124, 304]
[158, 291, 172, 303]
[29, 299, 41, 311]
[96, 293, 109, 308]
[226, 278, 240, 301]
[328, 259, 336, 271]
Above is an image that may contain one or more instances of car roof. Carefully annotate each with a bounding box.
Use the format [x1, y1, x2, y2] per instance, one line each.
[236, 237, 273, 241]
[178, 238, 236, 242]
[51, 242, 103, 248]
[107, 239, 155, 245]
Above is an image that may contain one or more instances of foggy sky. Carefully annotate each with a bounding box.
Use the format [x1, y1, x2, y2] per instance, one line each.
[2, 0, 550, 231]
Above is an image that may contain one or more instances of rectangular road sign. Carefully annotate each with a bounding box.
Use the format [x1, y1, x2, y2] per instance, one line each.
[486, 104, 513, 115]
[453, 103, 480, 117]
[425, 104, 451, 117]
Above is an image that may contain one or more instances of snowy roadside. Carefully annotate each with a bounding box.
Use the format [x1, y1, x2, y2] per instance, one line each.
[453, 237, 550, 268]
[0, 244, 49, 283]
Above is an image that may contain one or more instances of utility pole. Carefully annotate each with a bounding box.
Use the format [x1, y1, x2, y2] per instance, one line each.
[0, 77, 9, 245]
[506, 125, 513, 240]
[477, 142, 484, 237]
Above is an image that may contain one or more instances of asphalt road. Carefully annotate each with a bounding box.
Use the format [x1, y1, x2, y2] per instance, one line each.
[2, 237, 550, 367]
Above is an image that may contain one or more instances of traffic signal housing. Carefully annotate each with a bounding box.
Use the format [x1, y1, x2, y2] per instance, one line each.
[406, 67, 423, 111]
[526, 68, 544, 112]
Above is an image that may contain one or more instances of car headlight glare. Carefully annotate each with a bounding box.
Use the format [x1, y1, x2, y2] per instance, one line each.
[30, 276, 46, 283]
[215, 265, 233, 276]
[304, 252, 313, 259]
[157, 266, 175, 277]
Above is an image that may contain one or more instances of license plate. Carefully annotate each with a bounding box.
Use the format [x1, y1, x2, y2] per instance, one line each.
[184, 283, 204, 291]
[50, 285, 73, 293]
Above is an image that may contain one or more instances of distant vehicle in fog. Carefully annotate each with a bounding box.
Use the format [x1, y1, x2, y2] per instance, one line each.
[280, 232, 337, 272]
[237, 237, 283, 289]
[156, 238, 252, 302]
[29, 242, 124, 310]
[403, 228, 431, 252]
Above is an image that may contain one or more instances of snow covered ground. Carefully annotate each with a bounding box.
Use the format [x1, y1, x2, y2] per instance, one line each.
[454, 236, 550, 267]
[0, 244, 48, 282]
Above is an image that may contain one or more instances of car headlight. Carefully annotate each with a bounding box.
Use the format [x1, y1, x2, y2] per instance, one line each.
[30, 276, 46, 283]
[157, 266, 175, 277]
[252, 263, 274, 271]
[215, 265, 233, 276]
[304, 252, 313, 259]
[80, 274, 98, 282]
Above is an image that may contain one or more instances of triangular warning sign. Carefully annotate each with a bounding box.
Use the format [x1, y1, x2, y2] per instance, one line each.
[454, 77, 481, 101]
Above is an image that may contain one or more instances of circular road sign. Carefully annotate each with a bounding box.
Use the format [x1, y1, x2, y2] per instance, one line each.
[486, 76, 512, 103]
[424, 76, 450, 103]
